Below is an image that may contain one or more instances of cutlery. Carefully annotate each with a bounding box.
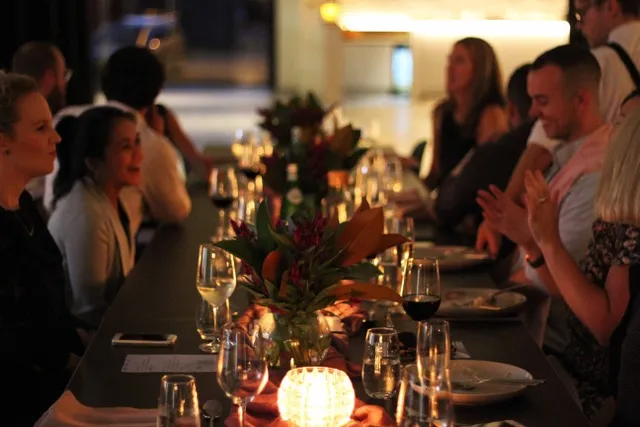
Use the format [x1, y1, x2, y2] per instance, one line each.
[452, 377, 546, 390]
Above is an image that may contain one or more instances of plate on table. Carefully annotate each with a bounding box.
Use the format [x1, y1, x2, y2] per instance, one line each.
[437, 288, 526, 318]
[411, 245, 491, 271]
[450, 360, 534, 405]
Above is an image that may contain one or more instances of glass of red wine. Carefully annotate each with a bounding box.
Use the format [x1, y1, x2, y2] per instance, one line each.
[209, 167, 238, 211]
[239, 141, 262, 182]
[400, 257, 441, 322]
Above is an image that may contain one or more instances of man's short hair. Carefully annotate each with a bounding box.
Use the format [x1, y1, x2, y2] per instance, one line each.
[507, 63, 532, 121]
[101, 46, 165, 110]
[595, 0, 640, 17]
[11, 41, 59, 81]
[531, 44, 601, 93]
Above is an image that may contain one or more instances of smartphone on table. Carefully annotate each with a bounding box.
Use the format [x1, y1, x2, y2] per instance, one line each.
[111, 333, 177, 347]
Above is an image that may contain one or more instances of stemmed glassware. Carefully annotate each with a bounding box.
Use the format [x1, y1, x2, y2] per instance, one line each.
[400, 258, 442, 322]
[209, 167, 239, 210]
[217, 324, 269, 427]
[196, 244, 236, 353]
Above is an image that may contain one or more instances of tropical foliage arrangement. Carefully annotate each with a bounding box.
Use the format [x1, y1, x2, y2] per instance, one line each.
[257, 91, 368, 198]
[214, 200, 407, 320]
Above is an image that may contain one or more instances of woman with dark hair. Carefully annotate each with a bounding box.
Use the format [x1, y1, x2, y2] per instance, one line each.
[393, 37, 508, 217]
[48, 106, 143, 329]
[0, 72, 85, 425]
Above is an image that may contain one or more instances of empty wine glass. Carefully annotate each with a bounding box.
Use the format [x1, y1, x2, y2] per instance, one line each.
[157, 374, 200, 427]
[400, 258, 441, 322]
[218, 324, 269, 427]
[417, 320, 451, 375]
[196, 244, 236, 309]
[362, 327, 401, 400]
[210, 167, 239, 211]
[196, 297, 231, 354]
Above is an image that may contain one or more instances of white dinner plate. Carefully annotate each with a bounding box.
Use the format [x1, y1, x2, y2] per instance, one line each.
[411, 244, 490, 271]
[451, 360, 533, 405]
[437, 288, 527, 318]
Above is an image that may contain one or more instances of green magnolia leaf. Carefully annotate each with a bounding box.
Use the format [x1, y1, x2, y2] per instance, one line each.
[264, 279, 278, 299]
[343, 262, 382, 281]
[214, 239, 260, 273]
[307, 91, 323, 111]
[343, 147, 369, 170]
[270, 227, 295, 250]
[256, 201, 277, 252]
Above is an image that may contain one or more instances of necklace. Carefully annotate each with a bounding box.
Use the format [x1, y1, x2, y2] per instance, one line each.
[13, 211, 34, 237]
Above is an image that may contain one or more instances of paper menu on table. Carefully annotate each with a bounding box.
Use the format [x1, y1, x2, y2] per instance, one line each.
[122, 354, 217, 373]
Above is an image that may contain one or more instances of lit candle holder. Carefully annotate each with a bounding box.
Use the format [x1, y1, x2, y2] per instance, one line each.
[278, 367, 355, 427]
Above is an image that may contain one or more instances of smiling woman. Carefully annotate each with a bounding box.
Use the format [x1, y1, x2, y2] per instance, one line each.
[48, 106, 144, 329]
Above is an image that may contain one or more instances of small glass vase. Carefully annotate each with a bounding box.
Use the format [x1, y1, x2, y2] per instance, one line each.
[262, 311, 331, 369]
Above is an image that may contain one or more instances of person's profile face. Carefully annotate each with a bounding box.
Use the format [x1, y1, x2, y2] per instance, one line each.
[616, 96, 640, 126]
[528, 65, 577, 140]
[1, 92, 60, 179]
[446, 43, 474, 95]
[574, 0, 610, 48]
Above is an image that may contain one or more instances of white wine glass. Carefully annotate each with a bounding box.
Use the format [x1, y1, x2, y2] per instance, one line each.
[196, 244, 236, 309]
[218, 324, 269, 427]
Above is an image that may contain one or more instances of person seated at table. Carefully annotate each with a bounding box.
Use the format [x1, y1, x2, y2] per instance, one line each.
[522, 95, 640, 423]
[145, 103, 216, 179]
[43, 46, 191, 225]
[392, 37, 508, 214]
[48, 106, 143, 329]
[0, 72, 85, 425]
[395, 64, 534, 240]
[476, 44, 611, 410]
[476, 0, 640, 257]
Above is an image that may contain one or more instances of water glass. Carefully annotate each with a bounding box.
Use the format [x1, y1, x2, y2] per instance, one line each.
[400, 258, 442, 322]
[157, 374, 200, 427]
[417, 320, 451, 374]
[362, 327, 401, 400]
[396, 364, 454, 427]
[217, 324, 269, 427]
[196, 244, 236, 309]
[196, 297, 231, 354]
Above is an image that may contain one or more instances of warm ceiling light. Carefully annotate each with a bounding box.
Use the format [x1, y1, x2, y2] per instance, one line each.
[278, 366, 355, 427]
[320, 1, 341, 24]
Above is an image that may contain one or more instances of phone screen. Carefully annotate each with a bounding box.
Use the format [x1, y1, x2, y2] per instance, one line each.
[118, 334, 168, 342]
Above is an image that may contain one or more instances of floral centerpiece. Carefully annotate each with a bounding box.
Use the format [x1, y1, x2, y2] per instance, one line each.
[215, 200, 406, 367]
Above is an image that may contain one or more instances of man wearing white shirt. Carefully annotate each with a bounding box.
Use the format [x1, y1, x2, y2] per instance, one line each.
[44, 47, 191, 224]
[477, 0, 640, 255]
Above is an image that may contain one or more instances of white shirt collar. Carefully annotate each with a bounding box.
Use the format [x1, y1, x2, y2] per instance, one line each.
[609, 21, 640, 45]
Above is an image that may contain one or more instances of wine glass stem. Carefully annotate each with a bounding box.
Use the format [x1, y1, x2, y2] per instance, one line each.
[238, 403, 246, 427]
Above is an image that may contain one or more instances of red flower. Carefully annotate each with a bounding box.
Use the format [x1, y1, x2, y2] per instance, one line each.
[290, 260, 302, 286]
[231, 219, 254, 239]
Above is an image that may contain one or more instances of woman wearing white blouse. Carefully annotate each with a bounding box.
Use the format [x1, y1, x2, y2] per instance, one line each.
[48, 106, 143, 328]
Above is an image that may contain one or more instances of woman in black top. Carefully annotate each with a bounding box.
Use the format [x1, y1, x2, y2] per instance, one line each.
[0, 72, 84, 425]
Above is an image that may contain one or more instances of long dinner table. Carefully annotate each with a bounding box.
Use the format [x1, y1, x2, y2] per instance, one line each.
[67, 186, 590, 426]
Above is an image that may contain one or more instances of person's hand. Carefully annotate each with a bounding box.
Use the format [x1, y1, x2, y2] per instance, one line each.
[477, 185, 533, 248]
[346, 405, 395, 427]
[524, 170, 560, 250]
[475, 219, 502, 257]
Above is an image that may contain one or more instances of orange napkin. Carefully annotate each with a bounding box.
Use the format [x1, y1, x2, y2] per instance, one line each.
[34, 391, 156, 427]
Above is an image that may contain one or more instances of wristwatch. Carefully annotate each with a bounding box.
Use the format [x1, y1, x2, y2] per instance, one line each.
[525, 253, 546, 269]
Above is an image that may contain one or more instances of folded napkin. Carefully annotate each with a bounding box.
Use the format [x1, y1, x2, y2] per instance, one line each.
[227, 304, 369, 426]
[35, 391, 156, 427]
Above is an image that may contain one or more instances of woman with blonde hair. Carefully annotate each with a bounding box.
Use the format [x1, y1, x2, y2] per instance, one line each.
[395, 37, 508, 216]
[524, 96, 640, 423]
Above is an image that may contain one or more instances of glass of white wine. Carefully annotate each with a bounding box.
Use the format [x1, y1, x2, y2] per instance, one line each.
[196, 244, 236, 308]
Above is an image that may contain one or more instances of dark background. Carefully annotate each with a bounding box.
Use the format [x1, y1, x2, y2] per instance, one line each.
[0, 0, 579, 103]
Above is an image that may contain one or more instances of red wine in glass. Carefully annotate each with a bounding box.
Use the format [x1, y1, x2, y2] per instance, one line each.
[402, 294, 442, 321]
[211, 196, 234, 209]
[240, 167, 260, 181]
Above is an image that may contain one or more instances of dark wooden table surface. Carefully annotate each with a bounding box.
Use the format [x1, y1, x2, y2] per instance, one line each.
[67, 188, 590, 426]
